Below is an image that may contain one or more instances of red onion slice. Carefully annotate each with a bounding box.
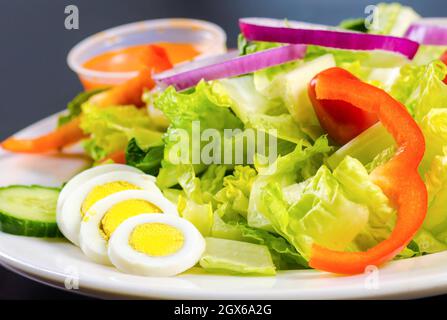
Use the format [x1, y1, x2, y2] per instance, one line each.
[239, 17, 419, 59]
[405, 18, 447, 45]
[154, 45, 307, 90]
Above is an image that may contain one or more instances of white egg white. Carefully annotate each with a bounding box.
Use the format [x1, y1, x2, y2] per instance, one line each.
[57, 164, 143, 215]
[108, 214, 205, 277]
[57, 171, 160, 246]
[79, 190, 179, 265]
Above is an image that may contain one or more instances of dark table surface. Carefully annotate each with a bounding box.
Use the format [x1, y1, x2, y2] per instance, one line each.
[0, 0, 446, 300]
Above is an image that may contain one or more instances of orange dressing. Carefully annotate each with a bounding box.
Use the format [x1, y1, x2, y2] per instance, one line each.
[80, 43, 199, 89]
[156, 42, 200, 64]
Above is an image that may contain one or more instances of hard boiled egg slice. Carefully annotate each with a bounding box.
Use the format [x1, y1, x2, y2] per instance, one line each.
[108, 214, 205, 276]
[57, 164, 143, 216]
[79, 190, 178, 265]
[57, 171, 160, 246]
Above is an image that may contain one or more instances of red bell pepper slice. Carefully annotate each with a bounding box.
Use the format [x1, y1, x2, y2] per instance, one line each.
[441, 51, 447, 84]
[308, 68, 378, 144]
[308, 67, 427, 274]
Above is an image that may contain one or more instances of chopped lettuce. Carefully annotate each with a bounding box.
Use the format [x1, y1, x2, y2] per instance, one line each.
[212, 75, 308, 144]
[420, 109, 447, 175]
[248, 136, 332, 231]
[176, 164, 227, 235]
[414, 229, 447, 254]
[259, 156, 395, 259]
[338, 2, 420, 36]
[58, 88, 106, 126]
[339, 18, 368, 32]
[153, 82, 243, 187]
[399, 229, 447, 258]
[326, 123, 394, 169]
[365, 146, 396, 173]
[199, 237, 276, 275]
[210, 214, 307, 269]
[366, 2, 420, 37]
[260, 169, 368, 258]
[413, 45, 447, 66]
[214, 166, 257, 219]
[422, 147, 447, 234]
[237, 33, 282, 56]
[125, 138, 164, 176]
[390, 61, 447, 120]
[237, 222, 308, 269]
[268, 54, 336, 139]
[80, 103, 163, 161]
[333, 156, 395, 251]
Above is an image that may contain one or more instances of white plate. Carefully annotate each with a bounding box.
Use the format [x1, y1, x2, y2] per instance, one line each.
[2, 113, 447, 300]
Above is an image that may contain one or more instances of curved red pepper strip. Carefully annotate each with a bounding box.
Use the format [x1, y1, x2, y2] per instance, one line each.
[441, 51, 447, 84]
[309, 67, 427, 274]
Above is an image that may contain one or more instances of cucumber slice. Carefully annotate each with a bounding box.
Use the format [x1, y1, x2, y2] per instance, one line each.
[0, 185, 62, 237]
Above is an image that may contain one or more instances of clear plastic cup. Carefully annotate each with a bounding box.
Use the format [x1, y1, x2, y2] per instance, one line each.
[67, 18, 227, 89]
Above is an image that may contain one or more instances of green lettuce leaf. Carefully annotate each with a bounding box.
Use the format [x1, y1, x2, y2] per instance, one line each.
[214, 166, 257, 219]
[366, 2, 420, 37]
[326, 123, 395, 170]
[390, 61, 447, 120]
[125, 138, 164, 175]
[262, 54, 336, 139]
[413, 45, 447, 65]
[153, 82, 243, 187]
[210, 213, 307, 269]
[420, 109, 447, 175]
[339, 18, 368, 32]
[199, 237, 276, 275]
[259, 156, 395, 259]
[248, 136, 332, 231]
[333, 156, 395, 251]
[422, 148, 447, 234]
[176, 164, 227, 236]
[80, 103, 163, 161]
[237, 33, 282, 56]
[212, 75, 308, 144]
[58, 88, 106, 126]
[260, 169, 368, 258]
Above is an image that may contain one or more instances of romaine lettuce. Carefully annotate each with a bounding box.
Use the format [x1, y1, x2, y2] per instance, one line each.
[214, 166, 257, 219]
[153, 82, 243, 187]
[212, 75, 307, 144]
[80, 103, 163, 161]
[200, 237, 276, 275]
[366, 2, 420, 37]
[248, 136, 332, 231]
[125, 138, 164, 175]
[176, 164, 227, 236]
[390, 61, 447, 120]
[259, 156, 395, 259]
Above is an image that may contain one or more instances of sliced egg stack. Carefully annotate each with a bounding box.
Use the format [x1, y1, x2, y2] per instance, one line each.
[57, 164, 205, 276]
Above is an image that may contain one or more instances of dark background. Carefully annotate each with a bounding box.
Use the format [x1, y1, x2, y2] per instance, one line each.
[0, 0, 446, 299]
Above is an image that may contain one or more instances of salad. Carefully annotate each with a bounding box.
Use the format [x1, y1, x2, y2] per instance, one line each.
[2, 2, 447, 277]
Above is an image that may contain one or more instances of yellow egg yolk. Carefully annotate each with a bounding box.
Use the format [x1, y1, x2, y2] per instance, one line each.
[81, 181, 140, 216]
[100, 200, 161, 240]
[129, 223, 184, 257]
